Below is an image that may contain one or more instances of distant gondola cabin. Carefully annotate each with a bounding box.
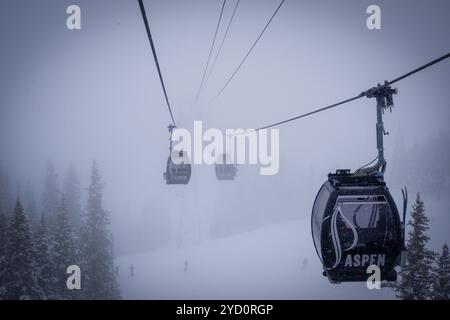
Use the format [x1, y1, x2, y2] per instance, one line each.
[164, 149, 191, 185]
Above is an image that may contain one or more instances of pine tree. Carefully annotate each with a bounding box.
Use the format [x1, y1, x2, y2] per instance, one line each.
[4, 199, 39, 299]
[0, 166, 12, 298]
[41, 162, 60, 225]
[392, 193, 436, 299]
[432, 243, 450, 299]
[81, 161, 120, 299]
[25, 182, 38, 228]
[63, 165, 82, 229]
[32, 213, 58, 299]
[0, 166, 13, 218]
[52, 197, 80, 299]
[0, 213, 8, 298]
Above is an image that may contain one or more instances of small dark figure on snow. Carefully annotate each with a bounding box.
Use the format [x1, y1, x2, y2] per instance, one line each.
[301, 258, 308, 270]
[130, 264, 134, 277]
[184, 259, 188, 272]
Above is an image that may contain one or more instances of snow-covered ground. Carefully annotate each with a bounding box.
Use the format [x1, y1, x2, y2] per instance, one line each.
[115, 218, 396, 299]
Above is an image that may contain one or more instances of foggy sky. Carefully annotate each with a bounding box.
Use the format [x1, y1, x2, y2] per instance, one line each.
[1, 0, 450, 256]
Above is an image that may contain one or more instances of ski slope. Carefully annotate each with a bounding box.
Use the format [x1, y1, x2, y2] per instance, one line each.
[116, 218, 396, 299]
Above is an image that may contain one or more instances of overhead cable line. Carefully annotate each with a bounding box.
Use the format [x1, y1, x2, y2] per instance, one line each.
[385, 52, 450, 86]
[195, 0, 227, 102]
[255, 95, 363, 131]
[245, 51, 450, 133]
[138, 0, 176, 126]
[205, 0, 241, 83]
[215, 0, 286, 99]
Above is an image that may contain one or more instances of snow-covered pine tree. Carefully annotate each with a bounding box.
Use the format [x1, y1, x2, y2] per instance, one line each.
[41, 161, 60, 226]
[52, 196, 80, 299]
[25, 182, 38, 229]
[0, 166, 13, 218]
[80, 161, 120, 299]
[392, 193, 436, 299]
[33, 214, 57, 299]
[4, 198, 39, 299]
[0, 212, 8, 298]
[63, 165, 82, 229]
[432, 243, 450, 299]
[0, 166, 12, 298]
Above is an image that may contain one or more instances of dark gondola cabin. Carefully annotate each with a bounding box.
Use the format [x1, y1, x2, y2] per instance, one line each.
[164, 149, 191, 185]
[215, 154, 237, 181]
[311, 170, 403, 283]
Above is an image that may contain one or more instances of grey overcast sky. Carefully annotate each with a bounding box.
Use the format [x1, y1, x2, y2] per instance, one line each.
[1, 0, 449, 258]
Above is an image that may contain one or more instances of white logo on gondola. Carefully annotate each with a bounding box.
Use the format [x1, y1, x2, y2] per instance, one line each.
[326, 196, 391, 269]
[345, 254, 386, 267]
[328, 205, 359, 269]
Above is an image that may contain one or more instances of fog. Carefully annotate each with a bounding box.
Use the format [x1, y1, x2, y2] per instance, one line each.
[1, 0, 450, 299]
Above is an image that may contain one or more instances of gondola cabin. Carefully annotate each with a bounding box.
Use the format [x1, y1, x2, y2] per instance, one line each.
[311, 170, 403, 283]
[164, 149, 191, 185]
[215, 154, 237, 181]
